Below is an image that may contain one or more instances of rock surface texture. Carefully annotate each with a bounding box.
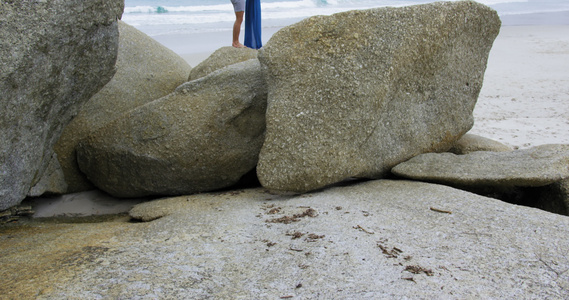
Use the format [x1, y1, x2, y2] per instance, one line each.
[189, 46, 258, 80]
[77, 60, 267, 198]
[2, 181, 569, 298]
[392, 144, 569, 187]
[257, 1, 501, 193]
[0, 1, 123, 210]
[53, 21, 192, 194]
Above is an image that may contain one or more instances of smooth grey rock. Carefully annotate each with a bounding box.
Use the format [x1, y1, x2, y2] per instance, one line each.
[257, 1, 501, 193]
[189, 46, 258, 80]
[448, 133, 512, 154]
[5, 180, 568, 298]
[0, 1, 123, 210]
[53, 21, 192, 194]
[77, 60, 267, 198]
[392, 144, 569, 187]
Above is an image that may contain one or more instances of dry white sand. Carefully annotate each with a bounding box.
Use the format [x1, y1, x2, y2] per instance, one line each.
[27, 20, 569, 218]
[470, 25, 569, 149]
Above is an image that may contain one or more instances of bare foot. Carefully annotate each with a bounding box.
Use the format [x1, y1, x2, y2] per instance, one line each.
[232, 43, 246, 48]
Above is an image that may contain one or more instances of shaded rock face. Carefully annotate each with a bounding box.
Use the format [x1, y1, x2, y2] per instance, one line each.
[257, 1, 501, 193]
[506, 179, 569, 216]
[53, 21, 192, 194]
[448, 133, 512, 154]
[77, 60, 267, 198]
[189, 46, 258, 81]
[391, 144, 569, 215]
[532, 179, 569, 215]
[27, 154, 67, 197]
[0, 1, 123, 210]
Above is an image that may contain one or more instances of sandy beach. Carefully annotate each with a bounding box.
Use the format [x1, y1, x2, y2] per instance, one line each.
[470, 23, 569, 149]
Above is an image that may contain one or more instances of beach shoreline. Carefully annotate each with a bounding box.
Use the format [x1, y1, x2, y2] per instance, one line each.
[500, 10, 569, 26]
[148, 10, 569, 65]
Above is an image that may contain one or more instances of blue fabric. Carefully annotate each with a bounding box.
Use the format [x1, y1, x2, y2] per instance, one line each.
[244, 0, 262, 49]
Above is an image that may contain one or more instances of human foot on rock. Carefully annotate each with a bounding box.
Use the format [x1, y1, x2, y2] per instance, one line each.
[232, 42, 246, 48]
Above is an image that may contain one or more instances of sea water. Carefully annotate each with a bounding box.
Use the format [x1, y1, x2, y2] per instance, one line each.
[122, 0, 569, 37]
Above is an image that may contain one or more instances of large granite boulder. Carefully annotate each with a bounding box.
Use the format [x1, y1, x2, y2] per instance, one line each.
[0, 1, 123, 210]
[77, 60, 267, 198]
[4, 180, 568, 298]
[392, 144, 569, 187]
[189, 46, 258, 80]
[53, 21, 192, 194]
[256, 1, 501, 193]
[448, 133, 512, 154]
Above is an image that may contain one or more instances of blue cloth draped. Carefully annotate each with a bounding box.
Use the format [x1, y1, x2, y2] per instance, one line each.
[244, 0, 262, 49]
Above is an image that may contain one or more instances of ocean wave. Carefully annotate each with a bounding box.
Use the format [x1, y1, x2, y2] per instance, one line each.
[477, 0, 528, 5]
[124, 4, 233, 14]
[123, 0, 360, 15]
[123, 0, 538, 15]
[121, 0, 568, 36]
[499, 7, 569, 16]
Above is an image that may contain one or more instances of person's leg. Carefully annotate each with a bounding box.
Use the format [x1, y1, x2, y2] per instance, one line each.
[233, 11, 245, 48]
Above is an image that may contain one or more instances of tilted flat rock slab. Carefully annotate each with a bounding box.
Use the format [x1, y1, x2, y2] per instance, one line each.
[3, 180, 568, 298]
[392, 144, 569, 187]
[77, 60, 266, 198]
[257, 1, 501, 193]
